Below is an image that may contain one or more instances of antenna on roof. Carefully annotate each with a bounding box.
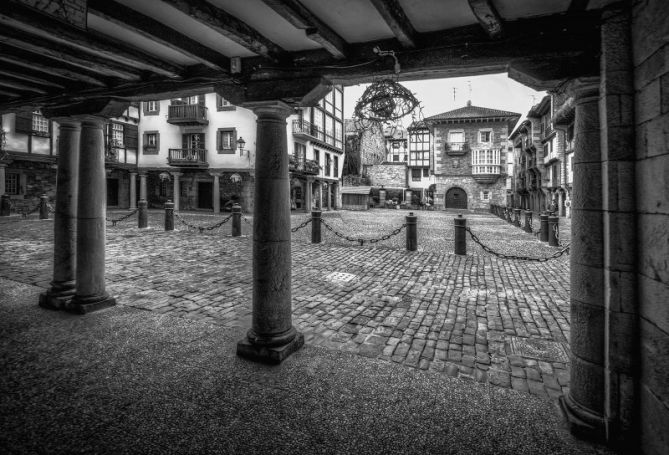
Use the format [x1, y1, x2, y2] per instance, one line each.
[468, 80, 472, 103]
[452, 87, 456, 102]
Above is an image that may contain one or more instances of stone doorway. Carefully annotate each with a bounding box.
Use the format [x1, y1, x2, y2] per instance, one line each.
[106, 178, 119, 207]
[198, 181, 213, 210]
[445, 187, 467, 209]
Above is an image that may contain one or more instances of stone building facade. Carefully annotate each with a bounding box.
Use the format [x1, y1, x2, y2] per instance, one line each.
[426, 102, 520, 211]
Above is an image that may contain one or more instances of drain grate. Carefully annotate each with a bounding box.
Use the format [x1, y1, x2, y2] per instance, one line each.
[508, 337, 569, 363]
[325, 272, 357, 283]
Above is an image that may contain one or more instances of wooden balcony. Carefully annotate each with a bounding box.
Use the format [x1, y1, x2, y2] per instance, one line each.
[472, 165, 501, 184]
[167, 104, 208, 125]
[168, 148, 208, 168]
[445, 142, 469, 156]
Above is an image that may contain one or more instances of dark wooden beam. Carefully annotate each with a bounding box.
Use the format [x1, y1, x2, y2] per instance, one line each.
[569, 0, 590, 11]
[0, 68, 65, 89]
[0, 78, 48, 95]
[0, 28, 142, 81]
[0, 88, 21, 98]
[159, 0, 284, 59]
[468, 0, 504, 38]
[261, 0, 347, 59]
[87, 0, 229, 72]
[368, 0, 418, 48]
[1, 1, 183, 79]
[0, 49, 107, 88]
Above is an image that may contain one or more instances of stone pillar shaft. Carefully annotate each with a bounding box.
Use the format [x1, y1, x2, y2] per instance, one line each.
[129, 172, 137, 209]
[139, 172, 147, 201]
[0, 164, 6, 195]
[237, 101, 303, 363]
[68, 118, 115, 313]
[173, 173, 181, 211]
[326, 184, 332, 210]
[39, 119, 80, 309]
[212, 173, 220, 214]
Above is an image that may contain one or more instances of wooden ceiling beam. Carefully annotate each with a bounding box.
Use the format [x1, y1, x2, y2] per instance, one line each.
[0, 68, 66, 89]
[0, 78, 49, 95]
[0, 50, 107, 88]
[0, 88, 21, 98]
[0, 1, 183, 79]
[0, 29, 142, 81]
[467, 0, 504, 38]
[368, 0, 418, 48]
[88, 0, 229, 72]
[261, 0, 347, 59]
[159, 0, 284, 59]
[569, 0, 590, 11]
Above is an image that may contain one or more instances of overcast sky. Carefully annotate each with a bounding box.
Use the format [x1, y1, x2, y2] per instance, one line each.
[342, 73, 545, 124]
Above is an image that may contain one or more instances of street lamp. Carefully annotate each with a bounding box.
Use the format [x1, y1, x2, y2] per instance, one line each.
[236, 136, 246, 155]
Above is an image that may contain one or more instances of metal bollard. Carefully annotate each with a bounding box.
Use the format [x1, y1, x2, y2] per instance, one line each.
[138, 199, 148, 228]
[524, 210, 533, 233]
[406, 211, 417, 251]
[39, 194, 49, 219]
[513, 208, 521, 227]
[539, 212, 549, 242]
[311, 210, 321, 244]
[548, 215, 559, 246]
[0, 194, 10, 216]
[231, 203, 242, 236]
[454, 214, 466, 255]
[164, 200, 174, 231]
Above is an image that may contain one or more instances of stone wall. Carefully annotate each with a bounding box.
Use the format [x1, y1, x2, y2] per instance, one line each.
[632, 0, 669, 453]
[433, 175, 506, 210]
[365, 163, 407, 188]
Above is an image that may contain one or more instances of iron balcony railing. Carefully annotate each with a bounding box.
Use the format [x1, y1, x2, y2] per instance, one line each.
[168, 148, 207, 166]
[289, 156, 320, 175]
[167, 104, 208, 124]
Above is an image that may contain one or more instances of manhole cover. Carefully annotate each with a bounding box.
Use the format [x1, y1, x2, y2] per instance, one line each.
[325, 272, 357, 283]
[509, 337, 569, 362]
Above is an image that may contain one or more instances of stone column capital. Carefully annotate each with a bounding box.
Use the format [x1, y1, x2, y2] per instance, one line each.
[138, 171, 148, 177]
[244, 100, 294, 119]
[171, 171, 183, 178]
[209, 171, 222, 178]
[565, 77, 600, 102]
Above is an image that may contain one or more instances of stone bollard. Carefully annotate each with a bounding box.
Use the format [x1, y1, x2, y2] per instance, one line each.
[164, 200, 174, 231]
[513, 208, 521, 227]
[138, 199, 148, 228]
[0, 194, 10, 216]
[524, 210, 533, 233]
[311, 210, 321, 244]
[539, 212, 549, 242]
[406, 212, 417, 251]
[454, 214, 466, 255]
[231, 203, 242, 237]
[39, 194, 49, 219]
[548, 215, 559, 246]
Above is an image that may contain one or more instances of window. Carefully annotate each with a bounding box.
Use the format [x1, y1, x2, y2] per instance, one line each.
[143, 131, 159, 154]
[411, 168, 422, 182]
[187, 95, 199, 105]
[216, 95, 235, 111]
[313, 149, 320, 165]
[217, 128, 236, 153]
[479, 131, 491, 143]
[160, 180, 169, 197]
[294, 142, 306, 162]
[409, 129, 430, 167]
[146, 101, 159, 113]
[471, 148, 501, 174]
[112, 123, 124, 147]
[5, 173, 19, 195]
[423, 168, 429, 177]
[449, 131, 464, 143]
[334, 156, 339, 178]
[482, 191, 490, 201]
[325, 153, 331, 176]
[32, 112, 49, 135]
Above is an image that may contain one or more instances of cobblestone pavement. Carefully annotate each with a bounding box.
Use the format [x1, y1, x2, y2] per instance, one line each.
[0, 208, 572, 400]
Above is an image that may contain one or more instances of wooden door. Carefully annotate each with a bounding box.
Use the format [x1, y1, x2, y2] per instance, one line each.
[445, 187, 467, 209]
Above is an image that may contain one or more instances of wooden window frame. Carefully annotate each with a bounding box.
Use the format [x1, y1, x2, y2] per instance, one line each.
[217, 128, 236, 154]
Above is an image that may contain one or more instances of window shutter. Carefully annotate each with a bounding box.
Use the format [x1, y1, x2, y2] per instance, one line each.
[156, 132, 160, 151]
[14, 112, 32, 134]
[142, 132, 147, 148]
[216, 130, 221, 150]
[142, 102, 148, 116]
[124, 124, 138, 148]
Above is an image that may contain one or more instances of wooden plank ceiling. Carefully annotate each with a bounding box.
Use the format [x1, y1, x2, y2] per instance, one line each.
[0, 0, 605, 113]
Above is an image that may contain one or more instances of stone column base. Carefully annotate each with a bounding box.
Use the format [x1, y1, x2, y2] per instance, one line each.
[38, 282, 76, 310]
[66, 294, 116, 314]
[558, 393, 606, 442]
[237, 331, 304, 365]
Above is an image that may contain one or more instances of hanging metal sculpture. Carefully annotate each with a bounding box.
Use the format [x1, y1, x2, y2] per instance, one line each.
[353, 47, 424, 134]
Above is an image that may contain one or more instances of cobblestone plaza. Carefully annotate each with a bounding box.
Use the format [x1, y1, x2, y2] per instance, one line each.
[0, 208, 572, 400]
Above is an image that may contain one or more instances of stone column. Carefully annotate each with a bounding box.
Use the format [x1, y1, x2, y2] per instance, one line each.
[326, 183, 332, 210]
[0, 163, 6, 195]
[304, 178, 313, 212]
[211, 172, 221, 214]
[138, 172, 147, 202]
[559, 77, 606, 438]
[39, 119, 80, 310]
[237, 101, 303, 363]
[558, 191, 564, 217]
[317, 183, 323, 209]
[129, 171, 137, 209]
[599, 6, 638, 447]
[172, 172, 181, 211]
[67, 118, 115, 313]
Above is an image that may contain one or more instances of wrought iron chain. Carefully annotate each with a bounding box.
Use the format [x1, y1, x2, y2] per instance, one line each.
[319, 218, 407, 246]
[106, 208, 139, 226]
[553, 223, 562, 246]
[174, 212, 233, 232]
[20, 203, 41, 218]
[290, 218, 312, 232]
[465, 227, 570, 262]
